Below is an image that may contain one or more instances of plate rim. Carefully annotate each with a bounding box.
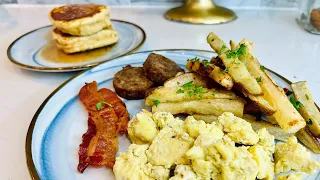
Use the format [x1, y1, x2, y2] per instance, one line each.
[25, 49, 292, 180]
[7, 19, 146, 72]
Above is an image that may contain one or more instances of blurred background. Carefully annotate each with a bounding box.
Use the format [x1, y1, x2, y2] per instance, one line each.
[0, 0, 300, 8]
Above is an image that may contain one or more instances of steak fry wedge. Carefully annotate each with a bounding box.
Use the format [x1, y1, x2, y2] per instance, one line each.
[186, 60, 234, 90]
[207, 32, 262, 95]
[152, 98, 244, 117]
[236, 39, 305, 133]
[292, 81, 320, 136]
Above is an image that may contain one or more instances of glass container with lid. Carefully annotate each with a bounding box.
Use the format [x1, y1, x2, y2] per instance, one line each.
[297, 0, 320, 34]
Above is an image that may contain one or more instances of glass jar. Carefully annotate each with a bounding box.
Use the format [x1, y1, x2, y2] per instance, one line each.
[297, 0, 320, 34]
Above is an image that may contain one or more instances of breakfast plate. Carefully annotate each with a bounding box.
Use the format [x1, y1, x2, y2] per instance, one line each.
[7, 20, 145, 72]
[26, 49, 320, 180]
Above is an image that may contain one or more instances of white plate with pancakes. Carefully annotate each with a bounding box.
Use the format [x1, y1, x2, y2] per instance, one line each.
[7, 4, 146, 72]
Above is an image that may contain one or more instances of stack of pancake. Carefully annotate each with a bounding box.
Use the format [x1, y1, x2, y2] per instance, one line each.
[49, 4, 119, 54]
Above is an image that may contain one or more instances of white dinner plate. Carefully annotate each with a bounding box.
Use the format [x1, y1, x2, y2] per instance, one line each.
[7, 20, 145, 72]
[26, 49, 320, 180]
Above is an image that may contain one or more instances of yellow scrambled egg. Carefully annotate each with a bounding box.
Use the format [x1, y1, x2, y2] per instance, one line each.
[274, 136, 320, 174]
[277, 173, 302, 180]
[114, 110, 320, 180]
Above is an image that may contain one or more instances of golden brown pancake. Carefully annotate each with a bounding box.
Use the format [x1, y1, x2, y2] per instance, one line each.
[52, 27, 119, 54]
[50, 4, 105, 21]
[49, 4, 111, 36]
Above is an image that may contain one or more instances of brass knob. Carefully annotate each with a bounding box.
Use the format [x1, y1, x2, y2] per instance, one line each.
[164, 0, 237, 24]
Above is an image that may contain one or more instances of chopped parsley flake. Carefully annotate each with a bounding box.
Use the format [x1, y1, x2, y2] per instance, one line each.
[260, 65, 266, 72]
[290, 97, 303, 110]
[225, 44, 247, 59]
[177, 82, 180, 85]
[202, 60, 213, 67]
[306, 94, 310, 100]
[178, 81, 205, 99]
[96, 101, 112, 110]
[307, 119, 313, 125]
[256, 77, 262, 83]
[223, 67, 229, 73]
[176, 89, 184, 94]
[219, 45, 227, 55]
[211, 38, 214, 42]
[187, 57, 200, 62]
[153, 100, 160, 107]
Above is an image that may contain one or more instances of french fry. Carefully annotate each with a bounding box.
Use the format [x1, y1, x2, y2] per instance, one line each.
[152, 99, 244, 117]
[145, 86, 238, 106]
[296, 127, 320, 154]
[164, 73, 213, 88]
[207, 32, 262, 95]
[292, 81, 320, 136]
[242, 114, 294, 142]
[186, 60, 234, 90]
[236, 39, 306, 133]
[234, 84, 276, 115]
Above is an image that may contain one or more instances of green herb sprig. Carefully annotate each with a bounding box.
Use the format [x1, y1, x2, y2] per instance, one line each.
[96, 101, 112, 110]
[289, 97, 303, 110]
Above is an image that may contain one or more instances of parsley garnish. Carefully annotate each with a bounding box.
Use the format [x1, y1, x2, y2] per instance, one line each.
[290, 97, 303, 110]
[256, 77, 262, 83]
[306, 94, 310, 100]
[225, 44, 247, 59]
[219, 45, 227, 55]
[223, 67, 229, 73]
[176, 89, 184, 94]
[96, 101, 112, 110]
[306, 119, 313, 125]
[187, 57, 200, 62]
[260, 65, 266, 72]
[211, 38, 214, 42]
[178, 81, 205, 99]
[153, 100, 160, 107]
[202, 60, 213, 68]
[177, 82, 180, 85]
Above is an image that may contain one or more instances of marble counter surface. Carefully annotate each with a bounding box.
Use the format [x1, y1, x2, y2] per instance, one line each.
[0, 4, 320, 179]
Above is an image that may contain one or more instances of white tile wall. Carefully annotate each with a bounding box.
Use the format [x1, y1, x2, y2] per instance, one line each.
[1, 0, 301, 9]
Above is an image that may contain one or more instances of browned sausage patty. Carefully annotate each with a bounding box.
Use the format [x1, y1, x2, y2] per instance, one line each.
[143, 53, 184, 85]
[113, 66, 154, 100]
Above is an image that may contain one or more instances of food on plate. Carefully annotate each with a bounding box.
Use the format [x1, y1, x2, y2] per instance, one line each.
[208, 35, 305, 133]
[186, 57, 234, 90]
[52, 27, 119, 54]
[145, 72, 245, 118]
[242, 114, 294, 142]
[291, 81, 320, 136]
[207, 32, 262, 95]
[274, 136, 320, 174]
[145, 85, 238, 106]
[49, 4, 111, 36]
[152, 99, 244, 117]
[77, 81, 129, 173]
[277, 173, 302, 180]
[163, 72, 214, 88]
[143, 53, 184, 85]
[296, 127, 320, 153]
[116, 110, 320, 179]
[113, 65, 155, 99]
[233, 84, 276, 116]
[49, 4, 119, 53]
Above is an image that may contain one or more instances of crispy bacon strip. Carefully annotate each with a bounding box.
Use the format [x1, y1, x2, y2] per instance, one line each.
[77, 81, 128, 173]
[99, 88, 130, 134]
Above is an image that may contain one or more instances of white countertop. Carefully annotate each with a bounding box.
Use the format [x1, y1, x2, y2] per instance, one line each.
[1, 5, 320, 179]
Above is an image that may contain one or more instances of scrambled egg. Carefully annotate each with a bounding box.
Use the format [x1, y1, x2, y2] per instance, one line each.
[274, 136, 320, 174]
[277, 173, 302, 180]
[218, 112, 259, 145]
[115, 110, 320, 180]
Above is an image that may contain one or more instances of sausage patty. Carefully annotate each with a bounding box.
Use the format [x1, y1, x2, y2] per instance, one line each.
[113, 66, 154, 100]
[143, 53, 184, 85]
